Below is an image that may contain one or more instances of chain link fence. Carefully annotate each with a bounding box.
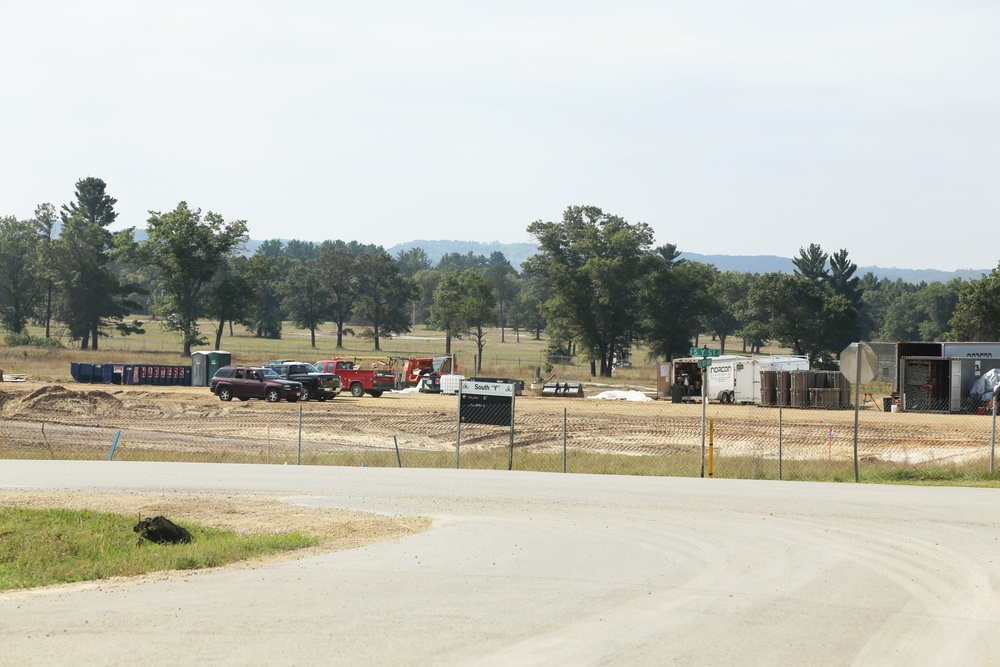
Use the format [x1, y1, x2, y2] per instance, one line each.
[1, 384, 997, 482]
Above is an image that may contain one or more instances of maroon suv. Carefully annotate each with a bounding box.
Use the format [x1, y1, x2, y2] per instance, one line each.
[210, 366, 303, 403]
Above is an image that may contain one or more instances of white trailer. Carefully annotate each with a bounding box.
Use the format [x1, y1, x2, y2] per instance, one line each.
[670, 354, 811, 404]
[670, 355, 750, 403]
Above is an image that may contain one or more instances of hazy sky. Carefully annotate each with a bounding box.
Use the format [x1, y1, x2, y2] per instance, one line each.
[3, 1, 998, 270]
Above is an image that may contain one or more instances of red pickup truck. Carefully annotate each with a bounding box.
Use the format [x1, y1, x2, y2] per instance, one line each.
[314, 359, 396, 398]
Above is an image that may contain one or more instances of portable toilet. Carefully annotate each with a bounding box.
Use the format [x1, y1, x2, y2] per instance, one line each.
[206, 350, 232, 380]
[191, 352, 209, 386]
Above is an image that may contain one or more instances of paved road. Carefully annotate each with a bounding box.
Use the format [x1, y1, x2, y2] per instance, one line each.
[3, 461, 1000, 666]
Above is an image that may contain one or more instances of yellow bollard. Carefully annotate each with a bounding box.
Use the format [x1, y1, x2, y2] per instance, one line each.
[708, 419, 715, 478]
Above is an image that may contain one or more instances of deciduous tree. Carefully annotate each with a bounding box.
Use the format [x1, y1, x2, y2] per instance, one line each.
[0, 216, 44, 334]
[282, 258, 330, 348]
[138, 202, 248, 356]
[429, 269, 497, 368]
[354, 250, 418, 351]
[641, 248, 716, 360]
[950, 265, 1000, 340]
[317, 245, 361, 348]
[204, 255, 256, 350]
[428, 271, 465, 354]
[244, 242, 286, 339]
[525, 206, 653, 377]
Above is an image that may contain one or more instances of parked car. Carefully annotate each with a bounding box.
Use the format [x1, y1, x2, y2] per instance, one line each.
[210, 366, 302, 403]
[263, 360, 342, 401]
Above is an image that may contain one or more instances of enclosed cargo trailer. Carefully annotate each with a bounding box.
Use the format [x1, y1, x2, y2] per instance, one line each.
[894, 342, 1000, 412]
[668, 355, 810, 405]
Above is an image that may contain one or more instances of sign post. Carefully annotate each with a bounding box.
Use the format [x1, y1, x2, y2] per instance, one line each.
[690, 348, 719, 477]
[841, 342, 878, 483]
[459, 380, 517, 470]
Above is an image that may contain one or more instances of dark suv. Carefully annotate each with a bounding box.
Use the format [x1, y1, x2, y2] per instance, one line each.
[210, 366, 302, 403]
[263, 360, 342, 401]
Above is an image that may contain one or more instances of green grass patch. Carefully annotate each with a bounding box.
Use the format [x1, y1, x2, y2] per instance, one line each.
[860, 464, 1000, 487]
[0, 507, 320, 591]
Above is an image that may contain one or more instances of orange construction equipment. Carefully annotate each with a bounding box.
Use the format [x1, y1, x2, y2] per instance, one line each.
[397, 354, 458, 391]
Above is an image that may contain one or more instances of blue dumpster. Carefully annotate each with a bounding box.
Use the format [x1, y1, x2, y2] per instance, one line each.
[76, 363, 93, 383]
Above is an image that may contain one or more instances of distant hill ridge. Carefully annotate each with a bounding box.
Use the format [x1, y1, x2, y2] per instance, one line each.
[201, 235, 985, 283]
[386, 240, 989, 283]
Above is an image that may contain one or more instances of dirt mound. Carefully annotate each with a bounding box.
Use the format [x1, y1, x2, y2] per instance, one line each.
[3, 385, 124, 420]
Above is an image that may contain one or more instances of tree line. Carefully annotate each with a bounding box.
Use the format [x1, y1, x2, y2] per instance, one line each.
[2, 186, 998, 376]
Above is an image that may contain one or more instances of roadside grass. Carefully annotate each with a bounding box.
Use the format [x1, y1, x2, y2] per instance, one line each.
[6, 441, 1000, 487]
[0, 507, 319, 591]
[861, 464, 1000, 487]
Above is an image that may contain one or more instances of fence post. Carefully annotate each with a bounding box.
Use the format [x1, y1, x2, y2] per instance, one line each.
[700, 394, 707, 478]
[991, 399, 997, 474]
[708, 419, 714, 478]
[108, 430, 122, 461]
[778, 406, 783, 481]
[507, 392, 515, 471]
[563, 408, 567, 473]
[297, 404, 302, 465]
[852, 352, 861, 483]
[455, 384, 462, 469]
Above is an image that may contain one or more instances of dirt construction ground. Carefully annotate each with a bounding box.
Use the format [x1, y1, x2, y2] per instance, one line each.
[0, 380, 994, 464]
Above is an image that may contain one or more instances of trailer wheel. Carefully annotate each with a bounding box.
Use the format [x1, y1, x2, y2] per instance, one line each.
[350, 382, 365, 398]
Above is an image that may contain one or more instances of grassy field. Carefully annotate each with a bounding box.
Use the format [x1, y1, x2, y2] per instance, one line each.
[0, 507, 318, 591]
[3, 319, 796, 387]
[1, 319, 645, 385]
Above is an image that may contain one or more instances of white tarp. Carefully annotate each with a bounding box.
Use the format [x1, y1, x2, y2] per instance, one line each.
[588, 390, 653, 402]
[970, 368, 1000, 400]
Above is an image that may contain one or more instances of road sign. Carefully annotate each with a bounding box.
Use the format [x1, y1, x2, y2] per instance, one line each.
[689, 348, 720, 358]
[840, 342, 878, 384]
[697, 358, 713, 368]
[461, 380, 515, 397]
[460, 380, 515, 426]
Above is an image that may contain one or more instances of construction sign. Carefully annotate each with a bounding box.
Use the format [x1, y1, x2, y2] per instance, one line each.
[459, 380, 515, 426]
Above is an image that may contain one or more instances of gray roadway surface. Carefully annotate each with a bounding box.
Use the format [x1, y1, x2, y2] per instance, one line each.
[2, 461, 1000, 666]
